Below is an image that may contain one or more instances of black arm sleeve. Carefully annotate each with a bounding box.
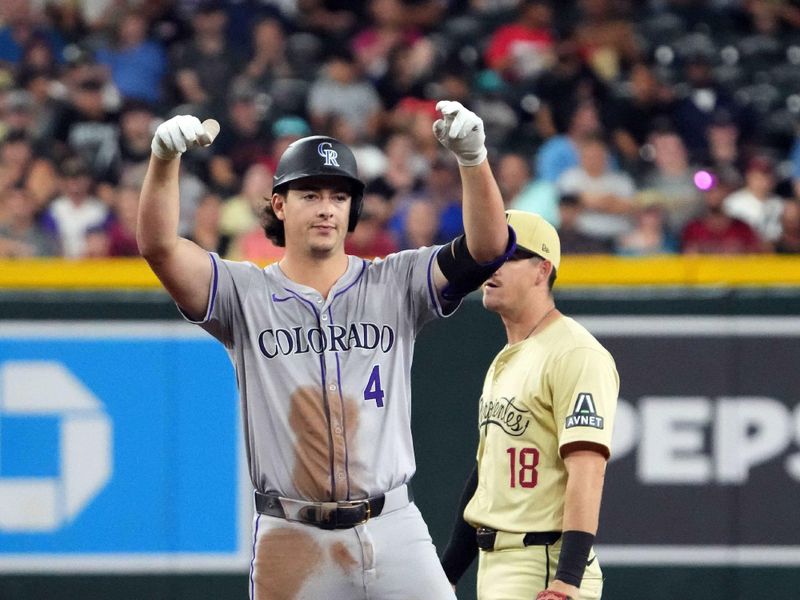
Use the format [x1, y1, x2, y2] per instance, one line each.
[436, 226, 516, 302]
[440, 463, 479, 584]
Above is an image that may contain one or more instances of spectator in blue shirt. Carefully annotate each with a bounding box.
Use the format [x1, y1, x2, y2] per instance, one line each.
[95, 10, 166, 104]
[535, 99, 603, 183]
[0, 3, 64, 66]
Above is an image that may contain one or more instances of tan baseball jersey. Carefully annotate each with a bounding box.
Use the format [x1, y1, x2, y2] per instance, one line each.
[464, 314, 619, 533]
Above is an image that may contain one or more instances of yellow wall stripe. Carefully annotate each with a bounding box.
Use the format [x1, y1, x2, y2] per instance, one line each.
[557, 255, 800, 286]
[1, 256, 800, 289]
[0, 259, 160, 289]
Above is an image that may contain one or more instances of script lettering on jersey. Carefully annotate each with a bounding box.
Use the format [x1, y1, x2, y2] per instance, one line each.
[258, 323, 395, 358]
[479, 396, 531, 437]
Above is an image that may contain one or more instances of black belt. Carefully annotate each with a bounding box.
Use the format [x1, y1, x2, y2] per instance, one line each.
[255, 485, 413, 530]
[476, 527, 561, 551]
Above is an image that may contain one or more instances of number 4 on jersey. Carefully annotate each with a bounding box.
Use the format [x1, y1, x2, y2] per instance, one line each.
[364, 365, 385, 407]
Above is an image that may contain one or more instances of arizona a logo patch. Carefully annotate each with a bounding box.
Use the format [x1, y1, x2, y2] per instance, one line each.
[565, 392, 604, 429]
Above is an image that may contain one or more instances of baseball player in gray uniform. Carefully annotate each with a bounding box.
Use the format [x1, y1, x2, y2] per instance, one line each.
[137, 101, 516, 600]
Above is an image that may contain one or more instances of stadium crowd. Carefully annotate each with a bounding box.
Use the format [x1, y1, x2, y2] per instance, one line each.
[1, 0, 800, 260]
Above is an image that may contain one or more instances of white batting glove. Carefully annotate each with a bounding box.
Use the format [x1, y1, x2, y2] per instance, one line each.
[151, 115, 219, 160]
[433, 100, 487, 167]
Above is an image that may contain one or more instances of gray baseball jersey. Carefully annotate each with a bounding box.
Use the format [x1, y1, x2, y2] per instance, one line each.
[185, 246, 455, 501]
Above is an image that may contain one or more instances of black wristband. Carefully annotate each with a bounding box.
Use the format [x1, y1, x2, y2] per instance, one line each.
[554, 530, 595, 588]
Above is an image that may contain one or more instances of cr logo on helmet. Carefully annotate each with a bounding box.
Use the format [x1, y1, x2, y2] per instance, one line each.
[317, 142, 339, 167]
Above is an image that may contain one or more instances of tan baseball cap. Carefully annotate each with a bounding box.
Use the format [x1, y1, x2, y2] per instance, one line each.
[505, 209, 561, 271]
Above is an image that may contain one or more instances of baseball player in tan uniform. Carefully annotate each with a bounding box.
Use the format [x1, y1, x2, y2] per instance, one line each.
[441, 210, 619, 600]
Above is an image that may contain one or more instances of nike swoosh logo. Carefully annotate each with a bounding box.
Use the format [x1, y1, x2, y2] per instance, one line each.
[586, 556, 597, 566]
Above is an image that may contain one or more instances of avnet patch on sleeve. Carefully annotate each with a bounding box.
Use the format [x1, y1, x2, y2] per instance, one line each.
[565, 392, 605, 429]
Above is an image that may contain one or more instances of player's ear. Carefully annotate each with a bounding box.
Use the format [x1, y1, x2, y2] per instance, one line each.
[271, 193, 286, 222]
[535, 259, 552, 285]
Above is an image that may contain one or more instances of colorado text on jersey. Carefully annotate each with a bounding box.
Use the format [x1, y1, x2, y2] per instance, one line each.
[257, 323, 395, 358]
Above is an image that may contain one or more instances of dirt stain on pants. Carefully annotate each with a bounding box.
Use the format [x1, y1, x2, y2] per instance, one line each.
[253, 527, 323, 600]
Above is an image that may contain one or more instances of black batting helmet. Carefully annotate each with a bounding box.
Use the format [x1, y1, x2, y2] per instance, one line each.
[272, 135, 365, 232]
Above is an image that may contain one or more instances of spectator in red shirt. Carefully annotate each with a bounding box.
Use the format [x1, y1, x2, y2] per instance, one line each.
[681, 170, 764, 254]
[484, 0, 556, 83]
[107, 184, 140, 256]
[351, 0, 423, 80]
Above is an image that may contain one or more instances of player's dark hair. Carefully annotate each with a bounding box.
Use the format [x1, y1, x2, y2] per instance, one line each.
[262, 189, 286, 247]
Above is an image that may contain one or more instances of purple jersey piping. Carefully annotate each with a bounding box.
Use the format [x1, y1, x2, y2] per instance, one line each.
[332, 258, 367, 301]
[179, 253, 220, 323]
[330, 310, 351, 499]
[249, 513, 261, 599]
[327, 261, 367, 498]
[279, 289, 319, 319]
[318, 349, 335, 497]
[207, 253, 219, 319]
[282, 288, 337, 497]
[426, 250, 445, 318]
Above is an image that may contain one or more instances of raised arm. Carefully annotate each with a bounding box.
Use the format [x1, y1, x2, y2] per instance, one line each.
[137, 115, 219, 320]
[459, 160, 509, 262]
[430, 101, 514, 297]
[433, 101, 509, 262]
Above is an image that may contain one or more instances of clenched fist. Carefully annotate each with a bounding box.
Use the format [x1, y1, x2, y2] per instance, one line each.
[151, 115, 220, 160]
[432, 100, 487, 167]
